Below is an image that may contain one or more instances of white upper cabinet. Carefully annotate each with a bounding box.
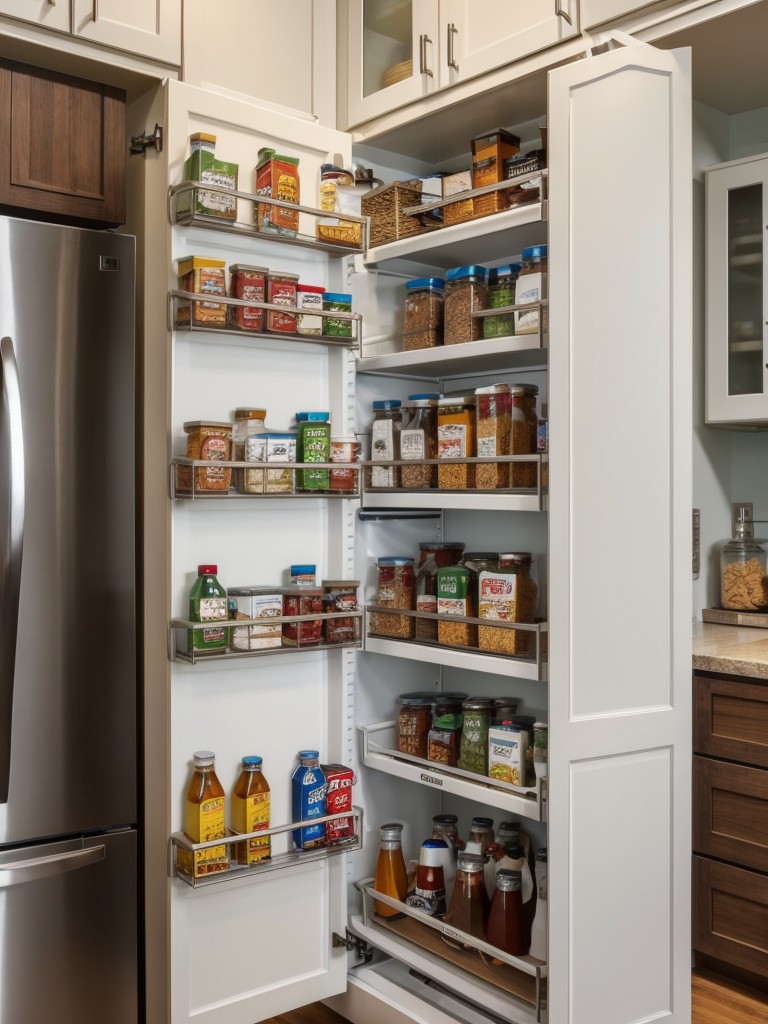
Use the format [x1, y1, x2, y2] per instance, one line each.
[71, 0, 181, 65]
[345, 0, 578, 129]
[706, 153, 768, 426]
[0, 0, 68, 32]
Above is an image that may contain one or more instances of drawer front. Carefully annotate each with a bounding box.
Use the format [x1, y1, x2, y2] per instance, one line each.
[693, 855, 768, 978]
[694, 756, 768, 872]
[694, 674, 768, 767]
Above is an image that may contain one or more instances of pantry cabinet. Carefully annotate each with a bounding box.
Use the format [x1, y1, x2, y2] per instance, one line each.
[132, 35, 692, 1024]
[0, 0, 180, 66]
[344, 0, 579, 129]
[705, 151, 768, 426]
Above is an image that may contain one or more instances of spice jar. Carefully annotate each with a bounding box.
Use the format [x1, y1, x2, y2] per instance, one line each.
[228, 264, 267, 332]
[509, 384, 539, 489]
[368, 399, 402, 489]
[396, 692, 434, 758]
[475, 383, 512, 489]
[437, 395, 476, 490]
[436, 565, 475, 648]
[370, 556, 415, 639]
[477, 552, 538, 657]
[457, 697, 495, 776]
[177, 421, 233, 494]
[483, 264, 520, 339]
[444, 265, 488, 345]
[514, 245, 548, 336]
[266, 271, 299, 333]
[427, 692, 466, 767]
[403, 277, 444, 350]
[322, 292, 353, 337]
[232, 408, 268, 494]
[415, 542, 465, 642]
[296, 284, 326, 335]
[400, 394, 439, 490]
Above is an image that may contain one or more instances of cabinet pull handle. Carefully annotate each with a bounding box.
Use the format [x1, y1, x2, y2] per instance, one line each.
[419, 34, 434, 78]
[447, 23, 459, 72]
[555, 1, 573, 25]
[93, 0, 98, 20]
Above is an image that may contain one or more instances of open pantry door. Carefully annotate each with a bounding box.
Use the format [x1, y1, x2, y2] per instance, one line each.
[547, 40, 692, 1024]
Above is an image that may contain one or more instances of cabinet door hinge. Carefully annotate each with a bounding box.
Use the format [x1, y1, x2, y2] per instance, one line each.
[332, 929, 373, 964]
[130, 124, 163, 157]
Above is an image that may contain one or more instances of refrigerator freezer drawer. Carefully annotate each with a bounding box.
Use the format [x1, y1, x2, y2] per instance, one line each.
[0, 830, 137, 1023]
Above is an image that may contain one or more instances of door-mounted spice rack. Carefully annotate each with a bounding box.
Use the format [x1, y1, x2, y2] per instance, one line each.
[169, 807, 364, 889]
[170, 458, 362, 500]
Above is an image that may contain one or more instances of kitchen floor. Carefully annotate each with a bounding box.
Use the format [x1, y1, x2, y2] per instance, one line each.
[266, 969, 768, 1023]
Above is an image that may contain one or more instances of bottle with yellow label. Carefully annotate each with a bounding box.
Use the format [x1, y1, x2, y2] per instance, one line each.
[178, 750, 229, 878]
[231, 755, 271, 866]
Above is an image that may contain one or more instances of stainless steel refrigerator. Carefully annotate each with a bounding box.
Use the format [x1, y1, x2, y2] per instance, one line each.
[0, 217, 137, 1023]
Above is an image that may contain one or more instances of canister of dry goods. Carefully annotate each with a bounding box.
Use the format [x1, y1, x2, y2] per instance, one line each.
[396, 692, 434, 758]
[477, 552, 538, 657]
[436, 565, 475, 648]
[232, 407, 268, 494]
[400, 394, 438, 489]
[370, 556, 415, 639]
[509, 384, 539, 488]
[483, 264, 520, 339]
[437, 395, 476, 489]
[444, 265, 488, 345]
[295, 411, 330, 491]
[515, 245, 547, 336]
[368, 399, 402, 489]
[403, 277, 444, 350]
[475, 382, 512, 489]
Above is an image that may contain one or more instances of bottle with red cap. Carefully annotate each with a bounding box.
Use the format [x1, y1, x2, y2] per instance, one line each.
[188, 564, 229, 653]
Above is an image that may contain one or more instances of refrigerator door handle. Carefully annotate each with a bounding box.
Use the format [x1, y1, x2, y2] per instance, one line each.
[0, 335, 25, 803]
[0, 844, 105, 887]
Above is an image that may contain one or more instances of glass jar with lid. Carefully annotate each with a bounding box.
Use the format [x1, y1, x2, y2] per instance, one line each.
[483, 264, 520, 339]
[514, 245, 548, 336]
[437, 394, 476, 490]
[403, 277, 444, 350]
[370, 556, 415, 639]
[477, 552, 538, 657]
[457, 697, 495, 776]
[444, 265, 488, 345]
[427, 691, 467, 767]
[400, 394, 439, 490]
[461, 551, 500, 615]
[720, 503, 768, 610]
[368, 399, 402, 489]
[509, 384, 540, 489]
[475, 383, 512, 490]
[415, 541, 465, 642]
[396, 692, 434, 758]
[232, 408, 268, 494]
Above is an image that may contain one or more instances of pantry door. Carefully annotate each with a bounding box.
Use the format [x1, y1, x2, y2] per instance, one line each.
[547, 43, 692, 1024]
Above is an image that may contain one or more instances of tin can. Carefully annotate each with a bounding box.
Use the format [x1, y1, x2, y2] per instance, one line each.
[266, 272, 299, 333]
[228, 264, 267, 332]
[256, 148, 300, 237]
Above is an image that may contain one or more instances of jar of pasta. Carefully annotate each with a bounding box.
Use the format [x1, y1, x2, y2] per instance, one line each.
[510, 384, 539, 488]
[437, 395, 476, 489]
[478, 552, 538, 657]
[400, 394, 438, 490]
[444, 265, 488, 345]
[403, 278, 444, 350]
[370, 556, 415, 639]
[475, 383, 512, 490]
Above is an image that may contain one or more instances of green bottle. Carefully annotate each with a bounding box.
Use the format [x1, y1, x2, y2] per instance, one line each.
[188, 564, 229, 653]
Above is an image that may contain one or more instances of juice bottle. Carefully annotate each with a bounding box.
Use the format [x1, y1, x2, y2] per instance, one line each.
[188, 564, 229, 653]
[231, 755, 271, 866]
[291, 750, 327, 850]
[178, 751, 229, 878]
[374, 822, 408, 917]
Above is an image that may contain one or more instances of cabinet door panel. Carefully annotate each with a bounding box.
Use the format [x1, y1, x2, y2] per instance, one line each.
[693, 855, 768, 978]
[694, 755, 768, 873]
[72, 0, 180, 65]
[694, 673, 768, 767]
[0, 0, 68, 31]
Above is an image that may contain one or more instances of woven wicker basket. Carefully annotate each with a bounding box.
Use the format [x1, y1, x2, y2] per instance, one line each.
[362, 180, 438, 248]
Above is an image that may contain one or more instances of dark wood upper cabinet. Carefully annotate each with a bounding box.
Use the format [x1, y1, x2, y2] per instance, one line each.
[0, 60, 125, 228]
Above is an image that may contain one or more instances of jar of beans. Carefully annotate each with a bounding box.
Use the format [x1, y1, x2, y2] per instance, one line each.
[397, 692, 434, 758]
[509, 384, 539, 489]
[444, 265, 488, 345]
[370, 556, 415, 639]
[403, 277, 444, 350]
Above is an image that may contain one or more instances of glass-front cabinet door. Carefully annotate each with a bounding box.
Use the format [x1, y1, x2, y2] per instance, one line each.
[706, 154, 768, 425]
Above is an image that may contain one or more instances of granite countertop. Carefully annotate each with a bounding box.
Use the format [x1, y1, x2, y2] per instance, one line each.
[693, 620, 768, 679]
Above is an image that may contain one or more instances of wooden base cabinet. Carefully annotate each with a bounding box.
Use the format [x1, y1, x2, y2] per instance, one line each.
[694, 672, 768, 984]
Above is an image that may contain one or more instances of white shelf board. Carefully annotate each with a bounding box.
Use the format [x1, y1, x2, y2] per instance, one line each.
[363, 204, 547, 270]
[360, 489, 545, 512]
[357, 334, 547, 379]
[363, 635, 546, 681]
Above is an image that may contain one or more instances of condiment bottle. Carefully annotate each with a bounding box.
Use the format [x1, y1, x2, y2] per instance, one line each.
[188, 564, 229, 653]
[374, 823, 409, 917]
[443, 852, 490, 948]
[496, 838, 535, 924]
[430, 817, 462, 893]
[178, 751, 229, 878]
[529, 848, 548, 961]
[465, 816, 496, 898]
[406, 838, 448, 917]
[291, 751, 327, 850]
[486, 869, 528, 956]
[231, 755, 271, 866]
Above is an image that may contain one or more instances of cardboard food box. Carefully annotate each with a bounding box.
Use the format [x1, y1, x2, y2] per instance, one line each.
[442, 169, 474, 225]
[322, 763, 357, 844]
[176, 256, 227, 326]
[488, 723, 529, 785]
[229, 587, 283, 650]
[471, 128, 521, 187]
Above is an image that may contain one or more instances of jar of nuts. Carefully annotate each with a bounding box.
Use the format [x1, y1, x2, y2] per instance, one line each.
[510, 384, 539, 489]
[444, 265, 488, 345]
[437, 395, 476, 490]
[370, 556, 415, 639]
[397, 692, 434, 758]
[400, 395, 439, 490]
[477, 552, 538, 657]
[403, 277, 444, 350]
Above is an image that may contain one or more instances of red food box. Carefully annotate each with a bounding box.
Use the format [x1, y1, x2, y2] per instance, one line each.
[322, 764, 356, 844]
